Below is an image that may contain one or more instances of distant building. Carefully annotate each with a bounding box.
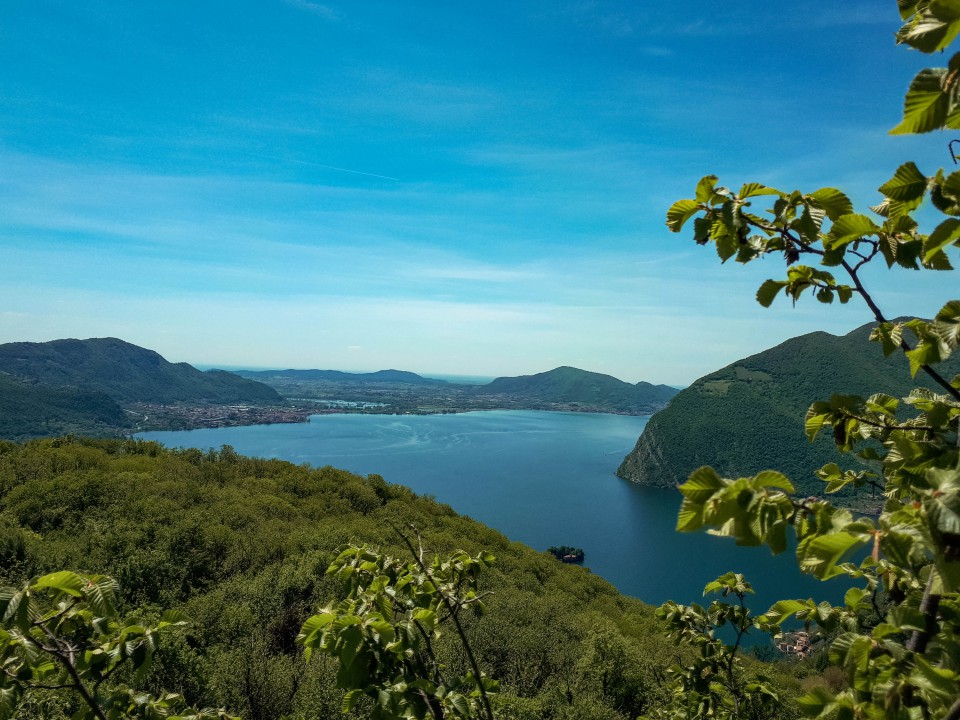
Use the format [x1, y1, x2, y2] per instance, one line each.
[775, 630, 813, 659]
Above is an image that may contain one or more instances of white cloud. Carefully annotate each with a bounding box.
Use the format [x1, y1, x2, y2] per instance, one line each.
[282, 0, 338, 20]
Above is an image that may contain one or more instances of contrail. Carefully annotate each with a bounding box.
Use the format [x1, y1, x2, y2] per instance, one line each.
[251, 153, 400, 181]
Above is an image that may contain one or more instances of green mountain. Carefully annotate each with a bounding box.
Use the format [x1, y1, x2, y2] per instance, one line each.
[0, 338, 285, 440]
[616, 321, 960, 502]
[479, 366, 679, 414]
[0, 338, 282, 405]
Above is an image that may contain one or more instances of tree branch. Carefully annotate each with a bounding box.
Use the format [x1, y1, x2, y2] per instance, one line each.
[396, 528, 495, 720]
[839, 259, 960, 402]
[906, 572, 940, 654]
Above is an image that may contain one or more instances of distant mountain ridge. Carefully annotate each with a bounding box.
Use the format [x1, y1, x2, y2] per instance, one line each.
[616, 320, 960, 503]
[0, 338, 283, 440]
[236, 364, 678, 415]
[0, 338, 677, 439]
[477, 366, 678, 414]
[235, 368, 448, 386]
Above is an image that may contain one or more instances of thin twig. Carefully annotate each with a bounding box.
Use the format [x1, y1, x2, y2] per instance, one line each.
[395, 526, 495, 720]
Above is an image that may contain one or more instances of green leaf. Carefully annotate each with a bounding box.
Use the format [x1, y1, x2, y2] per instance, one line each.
[891, 67, 952, 134]
[934, 299, 960, 349]
[679, 466, 725, 503]
[666, 199, 701, 232]
[924, 217, 960, 261]
[898, 0, 921, 21]
[865, 393, 899, 416]
[762, 599, 810, 625]
[298, 612, 335, 648]
[906, 340, 942, 376]
[898, 2, 960, 52]
[695, 175, 719, 203]
[940, 167, 960, 202]
[925, 470, 960, 535]
[337, 625, 364, 672]
[825, 214, 882, 248]
[805, 403, 833, 442]
[796, 686, 837, 716]
[32, 571, 85, 598]
[739, 182, 780, 199]
[341, 689, 363, 713]
[412, 607, 438, 625]
[808, 188, 853, 220]
[755, 279, 787, 308]
[159, 609, 190, 626]
[753, 470, 794, 493]
[799, 532, 869, 580]
[878, 162, 928, 207]
[870, 322, 904, 356]
[0, 685, 23, 720]
[910, 656, 959, 700]
[85, 576, 118, 617]
[449, 693, 471, 716]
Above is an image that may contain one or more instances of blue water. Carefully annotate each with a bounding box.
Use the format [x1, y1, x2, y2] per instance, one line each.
[138, 410, 843, 610]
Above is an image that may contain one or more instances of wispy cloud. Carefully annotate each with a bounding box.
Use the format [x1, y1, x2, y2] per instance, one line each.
[249, 153, 400, 181]
[658, 2, 893, 37]
[412, 264, 543, 284]
[282, 0, 338, 20]
[329, 71, 500, 127]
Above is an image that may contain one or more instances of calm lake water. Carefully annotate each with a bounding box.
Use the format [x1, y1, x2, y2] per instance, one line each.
[139, 410, 841, 609]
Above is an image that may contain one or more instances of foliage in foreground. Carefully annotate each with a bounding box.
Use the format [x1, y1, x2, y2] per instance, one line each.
[659, 3, 960, 718]
[0, 570, 233, 720]
[299, 542, 497, 720]
[5, 435, 799, 720]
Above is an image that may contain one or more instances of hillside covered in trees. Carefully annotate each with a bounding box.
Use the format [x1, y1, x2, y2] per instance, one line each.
[0, 338, 291, 440]
[479, 366, 678, 414]
[0, 338, 282, 405]
[0, 437, 814, 720]
[617, 320, 960, 505]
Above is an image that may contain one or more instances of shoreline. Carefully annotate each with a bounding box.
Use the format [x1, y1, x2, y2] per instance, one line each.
[131, 402, 659, 433]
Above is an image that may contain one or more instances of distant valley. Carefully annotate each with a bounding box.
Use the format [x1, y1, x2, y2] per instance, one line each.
[0, 337, 678, 441]
[236, 365, 679, 416]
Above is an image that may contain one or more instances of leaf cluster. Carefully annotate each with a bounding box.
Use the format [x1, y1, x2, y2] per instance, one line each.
[0, 570, 233, 720]
[660, 5, 960, 716]
[652, 574, 779, 720]
[298, 543, 497, 720]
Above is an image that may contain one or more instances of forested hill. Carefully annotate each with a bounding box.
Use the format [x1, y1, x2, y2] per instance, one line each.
[616, 320, 960, 504]
[0, 436, 806, 718]
[0, 338, 283, 440]
[0, 375, 130, 440]
[477, 366, 679, 414]
[0, 338, 281, 405]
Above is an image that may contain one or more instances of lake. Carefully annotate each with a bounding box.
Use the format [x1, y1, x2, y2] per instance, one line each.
[139, 410, 841, 610]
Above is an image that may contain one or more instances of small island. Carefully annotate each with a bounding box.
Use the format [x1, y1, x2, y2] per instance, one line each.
[547, 545, 585, 563]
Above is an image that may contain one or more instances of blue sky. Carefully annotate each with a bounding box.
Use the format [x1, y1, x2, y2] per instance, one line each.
[1, 1, 957, 385]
